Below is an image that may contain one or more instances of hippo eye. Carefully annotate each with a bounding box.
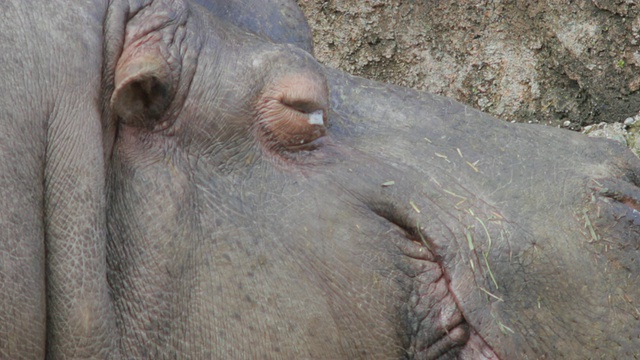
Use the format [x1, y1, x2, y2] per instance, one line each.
[308, 110, 324, 125]
[256, 74, 329, 152]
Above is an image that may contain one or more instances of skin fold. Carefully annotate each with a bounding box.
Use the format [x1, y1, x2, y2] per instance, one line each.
[0, 0, 638, 358]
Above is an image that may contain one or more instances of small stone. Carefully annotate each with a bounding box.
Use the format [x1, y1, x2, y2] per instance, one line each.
[624, 117, 638, 126]
[477, 97, 491, 108]
[629, 77, 640, 92]
[562, 120, 571, 127]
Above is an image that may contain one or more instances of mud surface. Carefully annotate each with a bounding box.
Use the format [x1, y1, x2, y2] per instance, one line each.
[297, 0, 640, 128]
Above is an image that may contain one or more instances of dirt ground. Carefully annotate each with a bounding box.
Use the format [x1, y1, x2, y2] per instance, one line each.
[297, 0, 640, 129]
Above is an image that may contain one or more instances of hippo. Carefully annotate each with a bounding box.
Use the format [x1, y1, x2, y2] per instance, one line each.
[1, 0, 639, 358]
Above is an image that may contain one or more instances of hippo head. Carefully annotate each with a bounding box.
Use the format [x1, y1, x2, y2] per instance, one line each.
[104, 2, 640, 357]
[2, 0, 639, 358]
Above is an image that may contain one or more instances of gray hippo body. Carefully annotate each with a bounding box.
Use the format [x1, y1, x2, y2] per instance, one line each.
[1, 0, 639, 358]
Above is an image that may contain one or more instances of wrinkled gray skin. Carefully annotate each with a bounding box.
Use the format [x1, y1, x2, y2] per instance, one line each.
[1, 0, 639, 359]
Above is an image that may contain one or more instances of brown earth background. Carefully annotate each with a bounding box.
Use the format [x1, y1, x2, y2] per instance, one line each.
[297, 0, 640, 130]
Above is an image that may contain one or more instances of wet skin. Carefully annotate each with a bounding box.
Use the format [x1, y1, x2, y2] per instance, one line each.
[1, 0, 639, 359]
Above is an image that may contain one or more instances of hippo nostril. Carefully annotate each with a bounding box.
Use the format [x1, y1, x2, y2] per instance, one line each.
[593, 179, 640, 229]
[620, 196, 640, 213]
[596, 182, 640, 213]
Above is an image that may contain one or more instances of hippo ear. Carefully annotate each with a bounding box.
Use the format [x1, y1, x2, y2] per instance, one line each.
[111, 55, 172, 129]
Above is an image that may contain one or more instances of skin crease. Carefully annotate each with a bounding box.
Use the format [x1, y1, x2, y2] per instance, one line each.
[0, 0, 639, 359]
